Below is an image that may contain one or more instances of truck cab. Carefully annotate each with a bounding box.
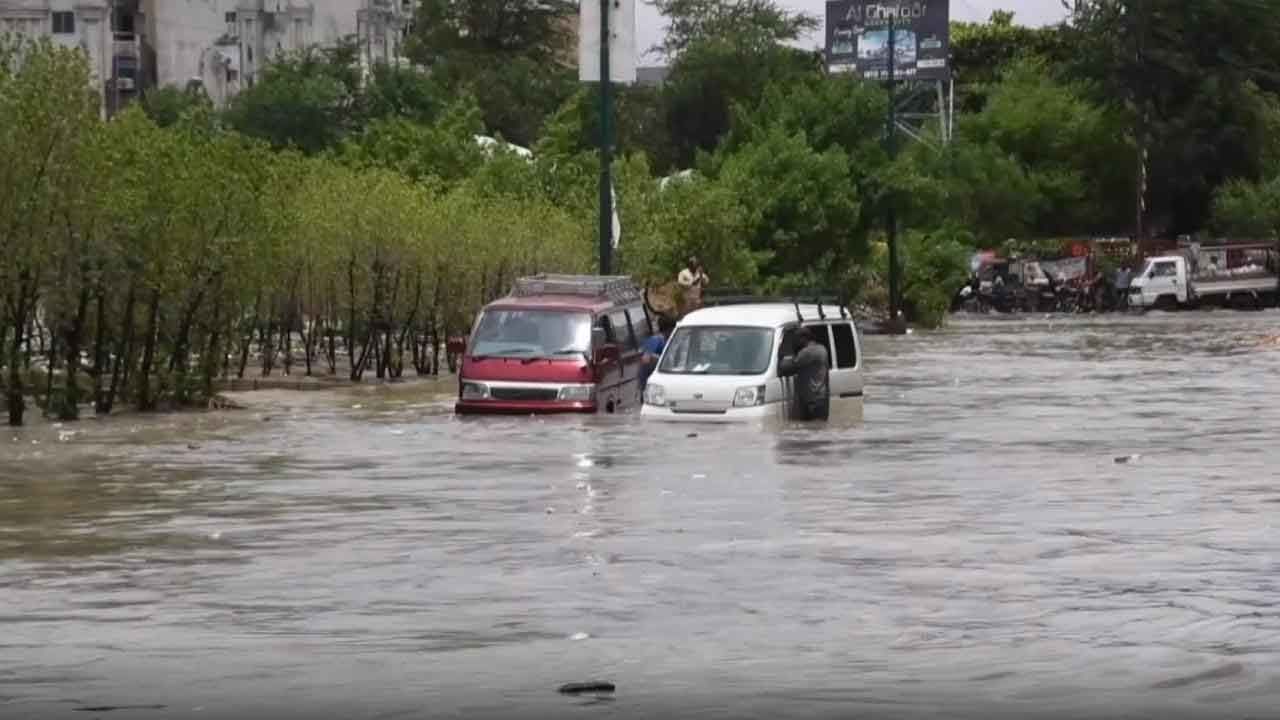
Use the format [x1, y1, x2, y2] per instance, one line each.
[454, 275, 652, 415]
[1128, 255, 1188, 309]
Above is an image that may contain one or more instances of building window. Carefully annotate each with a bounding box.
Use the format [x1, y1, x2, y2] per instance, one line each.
[225, 12, 236, 23]
[113, 12, 135, 35]
[52, 11, 75, 35]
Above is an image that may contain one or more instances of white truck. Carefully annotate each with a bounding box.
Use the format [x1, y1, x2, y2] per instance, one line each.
[1128, 243, 1279, 310]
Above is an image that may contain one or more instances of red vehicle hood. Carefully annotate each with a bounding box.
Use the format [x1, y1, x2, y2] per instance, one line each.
[461, 356, 595, 384]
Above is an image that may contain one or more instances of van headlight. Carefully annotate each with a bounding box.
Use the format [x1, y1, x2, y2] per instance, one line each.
[733, 385, 766, 407]
[460, 381, 490, 400]
[558, 384, 595, 401]
[643, 383, 666, 407]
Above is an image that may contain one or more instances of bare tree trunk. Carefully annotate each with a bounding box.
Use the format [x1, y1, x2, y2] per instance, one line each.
[58, 284, 91, 420]
[136, 289, 161, 411]
[104, 281, 137, 415]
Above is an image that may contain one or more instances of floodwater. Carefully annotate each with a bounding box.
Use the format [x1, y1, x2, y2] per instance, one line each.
[3, 312, 1280, 720]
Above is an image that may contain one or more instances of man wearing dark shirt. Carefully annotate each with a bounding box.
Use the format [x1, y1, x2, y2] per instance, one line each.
[778, 326, 830, 421]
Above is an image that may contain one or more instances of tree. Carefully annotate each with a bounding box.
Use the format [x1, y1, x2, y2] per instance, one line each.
[717, 126, 863, 279]
[949, 11, 1065, 113]
[404, 0, 578, 146]
[650, 0, 822, 169]
[141, 84, 214, 127]
[222, 46, 358, 153]
[0, 36, 99, 426]
[1065, 0, 1280, 235]
[650, 0, 818, 59]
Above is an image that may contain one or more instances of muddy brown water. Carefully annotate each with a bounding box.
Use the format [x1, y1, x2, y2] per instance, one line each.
[3, 313, 1280, 720]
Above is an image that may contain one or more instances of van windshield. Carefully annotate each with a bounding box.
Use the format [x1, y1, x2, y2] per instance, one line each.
[470, 309, 592, 358]
[658, 326, 774, 375]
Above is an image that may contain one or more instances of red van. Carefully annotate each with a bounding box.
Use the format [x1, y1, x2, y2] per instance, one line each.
[454, 274, 654, 415]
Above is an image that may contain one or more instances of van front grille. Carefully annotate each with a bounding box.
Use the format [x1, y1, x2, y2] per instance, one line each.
[490, 386, 559, 401]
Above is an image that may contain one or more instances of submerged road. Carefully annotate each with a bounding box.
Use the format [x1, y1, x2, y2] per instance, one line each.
[2, 312, 1279, 719]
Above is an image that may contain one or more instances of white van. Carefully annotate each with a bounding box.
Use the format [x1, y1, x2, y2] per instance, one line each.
[639, 301, 864, 425]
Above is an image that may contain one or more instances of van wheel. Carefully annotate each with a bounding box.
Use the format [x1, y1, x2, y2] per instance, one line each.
[1154, 295, 1177, 311]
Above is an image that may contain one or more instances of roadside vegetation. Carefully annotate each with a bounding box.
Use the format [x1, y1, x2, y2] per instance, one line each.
[5, 0, 1280, 425]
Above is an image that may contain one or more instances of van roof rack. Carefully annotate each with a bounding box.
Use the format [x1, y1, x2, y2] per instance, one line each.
[512, 274, 641, 303]
[701, 288, 850, 321]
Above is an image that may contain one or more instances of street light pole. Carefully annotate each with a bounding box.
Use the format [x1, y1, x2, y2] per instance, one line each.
[598, 0, 614, 276]
[886, 10, 901, 331]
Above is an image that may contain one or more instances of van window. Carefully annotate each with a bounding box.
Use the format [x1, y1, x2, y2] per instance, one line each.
[660, 326, 774, 375]
[779, 325, 833, 368]
[831, 323, 857, 369]
[626, 305, 651, 345]
[608, 309, 637, 351]
[1152, 261, 1178, 277]
[471, 309, 592, 358]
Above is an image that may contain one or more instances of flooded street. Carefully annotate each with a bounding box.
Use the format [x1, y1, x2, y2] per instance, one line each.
[3, 313, 1280, 720]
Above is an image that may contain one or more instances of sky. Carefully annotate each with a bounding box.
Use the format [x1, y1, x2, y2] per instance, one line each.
[633, 0, 1071, 64]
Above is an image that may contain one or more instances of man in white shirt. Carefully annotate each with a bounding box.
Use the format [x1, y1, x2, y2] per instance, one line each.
[677, 256, 709, 310]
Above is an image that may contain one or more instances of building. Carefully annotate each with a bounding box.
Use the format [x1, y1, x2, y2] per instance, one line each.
[143, 0, 412, 108]
[0, 0, 154, 116]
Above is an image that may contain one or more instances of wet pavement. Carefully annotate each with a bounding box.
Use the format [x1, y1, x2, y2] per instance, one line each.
[2, 312, 1280, 719]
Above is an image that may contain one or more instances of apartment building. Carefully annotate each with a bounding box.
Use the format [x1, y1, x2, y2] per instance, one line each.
[0, 0, 152, 116]
[1, 0, 411, 112]
[146, 0, 412, 107]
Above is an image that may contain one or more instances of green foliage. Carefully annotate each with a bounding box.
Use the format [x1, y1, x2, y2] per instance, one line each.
[405, 0, 577, 147]
[949, 11, 1065, 112]
[717, 126, 863, 277]
[141, 85, 214, 127]
[1212, 176, 1280, 240]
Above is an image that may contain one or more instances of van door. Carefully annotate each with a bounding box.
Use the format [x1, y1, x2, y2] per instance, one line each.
[609, 307, 644, 410]
[828, 321, 863, 400]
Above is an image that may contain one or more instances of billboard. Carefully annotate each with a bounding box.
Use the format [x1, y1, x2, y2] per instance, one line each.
[579, 0, 637, 84]
[825, 1, 950, 81]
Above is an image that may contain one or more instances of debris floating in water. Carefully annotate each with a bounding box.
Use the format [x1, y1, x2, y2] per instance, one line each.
[1114, 454, 1142, 464]
[558, 681, 615, 695]
[686, 432, 698, 438]
[569, 632, 590, 641]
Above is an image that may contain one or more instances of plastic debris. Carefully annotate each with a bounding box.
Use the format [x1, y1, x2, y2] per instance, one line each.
[558, 681, 615, 695]
[1114, 454, 1142, 465]
[569, 632, 590, 641]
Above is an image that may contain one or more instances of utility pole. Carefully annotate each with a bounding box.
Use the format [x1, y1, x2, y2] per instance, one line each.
[1133, 0, 1146, 249]
[597, 0, 614, 276]
[885, 10, 901, 332]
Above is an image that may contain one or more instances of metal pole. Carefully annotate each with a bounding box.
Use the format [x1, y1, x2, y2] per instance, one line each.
[598, 0, 614, 276]
[886, 10, 901, 331]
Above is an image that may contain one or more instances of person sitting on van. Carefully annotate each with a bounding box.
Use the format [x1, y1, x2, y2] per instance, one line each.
[778, 327, 830, 422]
[639, 315, 676, 391]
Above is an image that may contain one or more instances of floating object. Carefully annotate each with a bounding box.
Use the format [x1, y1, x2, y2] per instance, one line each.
[569, 632, 590, 641]
[558, 681, 615, 695]
[1114, 454, 1142, 464]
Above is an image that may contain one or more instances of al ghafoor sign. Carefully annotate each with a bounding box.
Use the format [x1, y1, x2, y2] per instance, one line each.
[825, 1, 950, 81]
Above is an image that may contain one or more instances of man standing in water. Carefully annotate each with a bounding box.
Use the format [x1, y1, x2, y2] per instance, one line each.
[778, 327, 829, 422]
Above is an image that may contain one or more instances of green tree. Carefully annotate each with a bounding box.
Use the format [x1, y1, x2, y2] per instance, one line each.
[405, 0, 577, 146]
[141, 84, 214, 128]
[222, 46, 358, 153]
[0, 36, 99, 426]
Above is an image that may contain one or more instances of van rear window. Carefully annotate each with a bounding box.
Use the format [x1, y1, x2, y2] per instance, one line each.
[831, 323, 857, 368]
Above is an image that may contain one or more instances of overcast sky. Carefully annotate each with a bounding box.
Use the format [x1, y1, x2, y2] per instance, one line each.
[633, 0, 1071, 64]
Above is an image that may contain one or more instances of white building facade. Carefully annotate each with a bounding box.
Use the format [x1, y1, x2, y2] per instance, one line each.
[0, 0, 120, 115]
[144, 0, 412, 107]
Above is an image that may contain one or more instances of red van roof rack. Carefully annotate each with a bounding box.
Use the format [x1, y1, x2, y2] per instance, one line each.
[512, 274, 642, 304]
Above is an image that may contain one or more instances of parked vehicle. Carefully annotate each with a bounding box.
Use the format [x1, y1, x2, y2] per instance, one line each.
[454, 274, 654, 415]
[640, 296, 864, 425]
[1128, 242, 1280, 310]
